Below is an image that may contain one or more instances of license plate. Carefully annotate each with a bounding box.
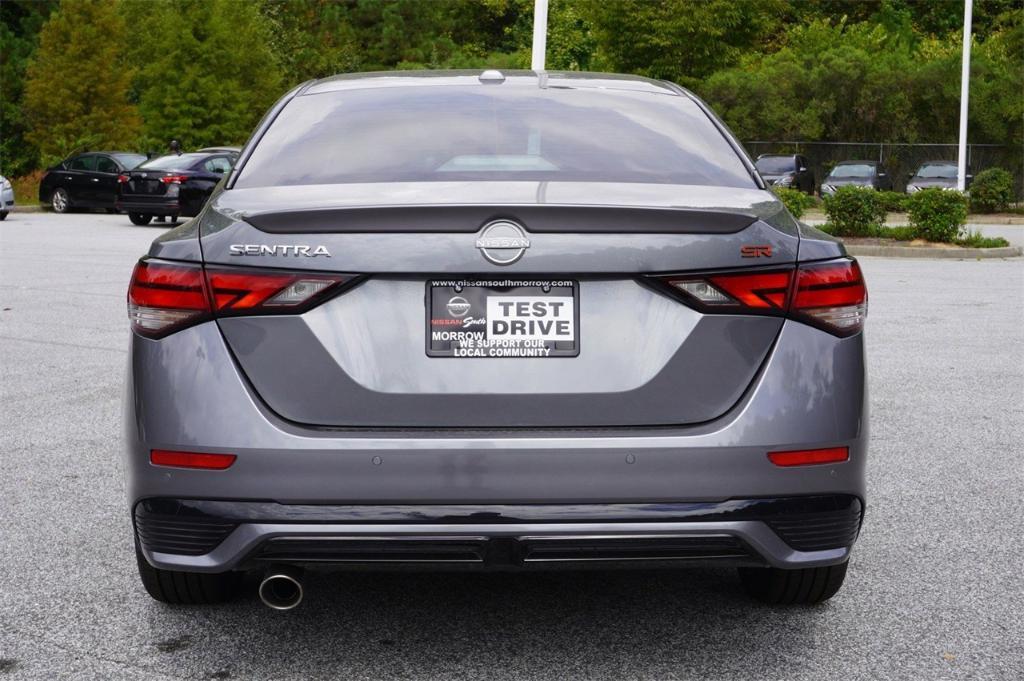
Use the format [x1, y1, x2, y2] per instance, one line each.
[133, 179, 161, 194]
[427, 279, 579, 358]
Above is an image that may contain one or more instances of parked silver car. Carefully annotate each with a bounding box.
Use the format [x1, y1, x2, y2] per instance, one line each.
[125, 70, 868, 610]
[906, 160, 966, 193]
[0, 174, 14, 219]
[821, 160, 893, 196]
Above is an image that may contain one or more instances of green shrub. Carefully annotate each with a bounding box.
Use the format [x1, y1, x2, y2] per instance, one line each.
[771, 187, 816, 219]
[877, 190, 909, 212]
[969, 168, 1015, 213]
[907, 188, 968, 243]
[823, 187, 886, 237]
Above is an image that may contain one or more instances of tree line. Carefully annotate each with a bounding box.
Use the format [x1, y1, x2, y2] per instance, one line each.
[2, 0, 1020, 178]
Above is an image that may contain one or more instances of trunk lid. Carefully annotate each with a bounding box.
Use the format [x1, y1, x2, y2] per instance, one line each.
[201, 182, 798, 429]
[124, 169, 172, 197]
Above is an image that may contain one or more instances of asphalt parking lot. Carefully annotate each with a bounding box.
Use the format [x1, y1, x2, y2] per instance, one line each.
[1, 211, 1022, 680]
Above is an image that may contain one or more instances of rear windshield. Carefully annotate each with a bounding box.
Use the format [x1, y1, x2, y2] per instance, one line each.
[114, 153, 147, 169]
[140, 154, 205, 171]
[755, 156, 796, 174]
[915, 163, 957, 179]
[828, 164, 875, 179]
[234, 86, 756, 188]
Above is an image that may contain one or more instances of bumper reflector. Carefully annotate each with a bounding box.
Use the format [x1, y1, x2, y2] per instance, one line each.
[768, 446, 849, 467]
[150, 450, 237, 470]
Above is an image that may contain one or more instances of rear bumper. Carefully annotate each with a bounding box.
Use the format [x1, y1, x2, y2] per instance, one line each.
[136, 495, 862, 572]
[117, 197, 181, 216]
[125, 317, 868, 573]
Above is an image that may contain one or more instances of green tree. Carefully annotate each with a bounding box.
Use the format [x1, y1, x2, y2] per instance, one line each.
[969, 9, 1024, 149]
[0, 0, 58, 175]
[700, 9, 1022, 149]
[22, 0, 140, 166]
[702, 19, 927, 143]
[582, 0, 786, 87]
[123, 0, 283, 151]
[262, 0, 362, 84]
[498, 0, 596, 71]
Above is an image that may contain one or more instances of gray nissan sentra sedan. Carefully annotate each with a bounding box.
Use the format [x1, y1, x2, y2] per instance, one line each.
[125, 70, 867, 610]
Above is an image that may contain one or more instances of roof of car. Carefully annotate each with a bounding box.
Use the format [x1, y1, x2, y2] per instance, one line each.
[147, 152, 222, 160]
[301, 69, 682, 97]
[834, 160, 878, 165]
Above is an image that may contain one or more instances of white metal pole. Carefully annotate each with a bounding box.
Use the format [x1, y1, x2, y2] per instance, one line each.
[532, 0, 549, 71]
[957, 0, 973, 191]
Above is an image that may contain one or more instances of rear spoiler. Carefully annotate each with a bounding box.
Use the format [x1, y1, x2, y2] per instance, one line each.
[244, 205, 758, 234]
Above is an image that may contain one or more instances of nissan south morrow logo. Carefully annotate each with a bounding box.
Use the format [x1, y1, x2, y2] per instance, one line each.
[475, 220, 530, 265]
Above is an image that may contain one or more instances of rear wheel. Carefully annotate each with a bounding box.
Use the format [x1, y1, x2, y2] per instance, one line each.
[738, 560, 848, 605]
[51, 188, 70, 213]
[135, 543, 241, 605]
[129, 212, 152, 226]
[0, 211, 7, 221]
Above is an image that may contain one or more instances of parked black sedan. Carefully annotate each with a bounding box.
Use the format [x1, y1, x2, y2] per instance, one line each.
[754, 154, 815, 194]
[117, 151, 237, 225]
[39, 151, 148, 213]
[820, 160, 893, 196]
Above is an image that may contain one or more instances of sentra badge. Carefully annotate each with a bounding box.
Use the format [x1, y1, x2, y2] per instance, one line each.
[229, 245, 331, 257]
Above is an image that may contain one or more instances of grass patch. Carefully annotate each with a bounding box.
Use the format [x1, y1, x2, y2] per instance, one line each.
[871, 225, 916, 241]
[10, 171, 44, 207]
[822, 224, 1011, 248]
[955, 230, 1010, 248]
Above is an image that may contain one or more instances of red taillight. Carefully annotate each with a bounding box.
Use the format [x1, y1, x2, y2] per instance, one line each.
[160, 174, 189, 184]
[118, 174, 129, 183]
[768, 446, 849, 467]
[151, 449, 236, 470]
[705, 270, 792, 309]
[128, 261, 210, 338]
[205, 269, 341, 312]
[127, 259, 350, 338]
[665, 270, 792, 311]
[791, 260, 867, 336]
[660, 257, 867, 336]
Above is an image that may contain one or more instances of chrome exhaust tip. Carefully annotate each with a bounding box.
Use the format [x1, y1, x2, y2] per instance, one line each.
[258, 566, 304, 610]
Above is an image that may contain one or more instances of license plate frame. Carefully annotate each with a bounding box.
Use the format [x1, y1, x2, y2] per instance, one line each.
[426, 278, 580, 358]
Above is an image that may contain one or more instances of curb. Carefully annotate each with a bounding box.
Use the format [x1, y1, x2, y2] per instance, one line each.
[10, 205, 46, 213]
[844, 244, 1022, 259]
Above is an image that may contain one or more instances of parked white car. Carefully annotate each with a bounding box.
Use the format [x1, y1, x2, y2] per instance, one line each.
[0, 175, 14, 220]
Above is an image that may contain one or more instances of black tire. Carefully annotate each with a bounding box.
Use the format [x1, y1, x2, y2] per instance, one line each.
[51, 188, 70, 213]
[169, 213, 180, 225]
[738, 560, 848, 605]
[135, 543, 241, 605]
[129, 212, 153, 226]
[0, 211, 7, 221]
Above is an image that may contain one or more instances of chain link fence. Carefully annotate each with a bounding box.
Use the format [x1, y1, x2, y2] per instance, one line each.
[743, 141, 1022, 196]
